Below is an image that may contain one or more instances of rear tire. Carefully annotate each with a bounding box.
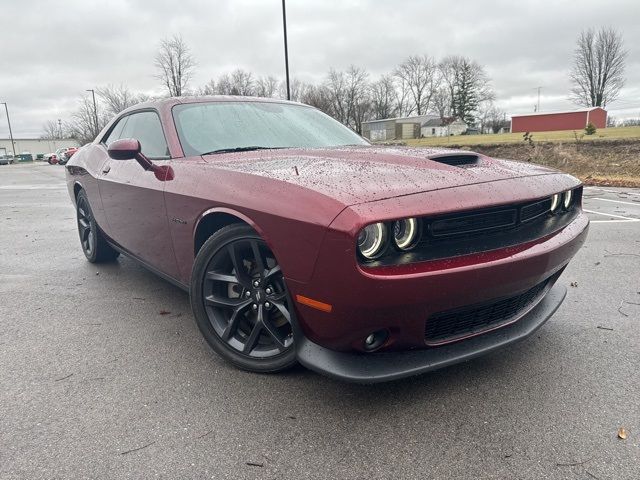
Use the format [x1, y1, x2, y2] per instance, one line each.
[190, 224, 297, 373]
[76, 190, 120, 263]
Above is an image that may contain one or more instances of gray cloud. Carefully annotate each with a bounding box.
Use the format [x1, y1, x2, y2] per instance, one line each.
[1, 0, 639, 136]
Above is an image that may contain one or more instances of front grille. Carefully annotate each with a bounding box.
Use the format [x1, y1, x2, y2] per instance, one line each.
[424, 278, 551, 344]
[430, 209, 517, 237]
[521, 198, 553, 222]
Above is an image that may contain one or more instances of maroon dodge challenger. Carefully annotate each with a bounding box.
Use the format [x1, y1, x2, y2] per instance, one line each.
[66, 96, 588, 383]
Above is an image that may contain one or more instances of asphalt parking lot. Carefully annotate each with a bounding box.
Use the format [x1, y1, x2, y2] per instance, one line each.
[1, 163, 638, 479]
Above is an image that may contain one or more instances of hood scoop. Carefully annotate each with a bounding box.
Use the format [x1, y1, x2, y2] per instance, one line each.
[428, 153, 480, 167]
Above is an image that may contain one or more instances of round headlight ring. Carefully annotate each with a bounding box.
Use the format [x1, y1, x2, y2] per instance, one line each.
[357, 222, 387, 260]
[563, 190, 573, 209]
[392, 218, 419, 251]
[550, 193, 561, 214]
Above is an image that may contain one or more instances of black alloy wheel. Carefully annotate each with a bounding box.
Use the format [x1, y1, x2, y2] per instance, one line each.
[75, 190, 119, 263]
[191, 224, 297, 372]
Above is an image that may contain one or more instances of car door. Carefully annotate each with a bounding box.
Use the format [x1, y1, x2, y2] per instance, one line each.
[98, 110, 179, 279]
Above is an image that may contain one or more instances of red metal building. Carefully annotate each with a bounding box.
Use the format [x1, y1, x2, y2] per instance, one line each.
[511, 107, 607, 133]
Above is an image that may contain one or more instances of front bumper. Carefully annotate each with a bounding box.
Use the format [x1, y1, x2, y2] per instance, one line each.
[296, 283, 567, 383]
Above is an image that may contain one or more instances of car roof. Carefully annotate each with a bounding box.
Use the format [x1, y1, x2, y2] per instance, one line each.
[120, 95, 308, 115]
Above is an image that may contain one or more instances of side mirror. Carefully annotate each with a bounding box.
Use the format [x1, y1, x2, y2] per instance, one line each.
[107, 138, 140, 160]
[107, 138, 154, 171]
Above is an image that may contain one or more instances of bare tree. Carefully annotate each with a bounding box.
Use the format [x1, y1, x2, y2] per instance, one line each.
[154, 34, 196, 97]
[439, 56, 494, 126]
[570, 27, 627, 107]
[229, 69, 255, 96]
[41, 120, 64, 140]
[325, 66, 371, 132]
[284, 78, 304, 102]
[215, 74, 233, 95]
[621, 118, 640, 127]
[300, 84, 333, 115]
[325, 69, 349, 124]
[97, 84, 149, 117]
[370, 75, 397, 119]
[393, 76, 413, 117]
[477, 101, 506, 133]
[345, 66, 371, 134]
[198, 79, 217, 96]
[394, 55, 439, 115]
[432, 87, 451, 120]
[255, 76, 279, 98]
[67, 96, 109, 145]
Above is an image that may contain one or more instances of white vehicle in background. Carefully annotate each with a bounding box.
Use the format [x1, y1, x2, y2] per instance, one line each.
[44, 147, 72, 165]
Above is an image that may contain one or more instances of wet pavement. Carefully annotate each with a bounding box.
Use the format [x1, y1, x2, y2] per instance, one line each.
[1, 163, 638, 479]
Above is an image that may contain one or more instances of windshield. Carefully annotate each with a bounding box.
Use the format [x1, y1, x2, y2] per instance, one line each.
[172, 101, 369, 156]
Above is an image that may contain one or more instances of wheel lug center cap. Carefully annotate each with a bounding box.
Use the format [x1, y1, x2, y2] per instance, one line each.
[252, 288, 265, 303]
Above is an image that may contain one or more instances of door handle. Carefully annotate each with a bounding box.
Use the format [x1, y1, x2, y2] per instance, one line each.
[102, 165, 111, 174]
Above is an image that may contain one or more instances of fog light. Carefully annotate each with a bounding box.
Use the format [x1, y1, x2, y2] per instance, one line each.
[363, 330, 389, 351]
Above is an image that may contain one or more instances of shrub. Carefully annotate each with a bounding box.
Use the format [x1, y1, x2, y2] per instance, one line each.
[585, 122, 597, 135]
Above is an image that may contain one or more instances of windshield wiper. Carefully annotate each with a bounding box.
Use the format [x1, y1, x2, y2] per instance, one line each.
[202, 146, 283, 155]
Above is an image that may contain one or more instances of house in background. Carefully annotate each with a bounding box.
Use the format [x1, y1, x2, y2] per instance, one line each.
[362, 114, 439, 141]
[421, 118, 467, 137]
[511, 107, 607, 133]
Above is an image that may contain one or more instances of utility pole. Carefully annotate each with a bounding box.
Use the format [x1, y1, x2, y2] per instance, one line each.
[1, 102, 16, 157]
[58, 118, 62, 139]
[86, 89, 98, 134]
[281, 0, 291, 101]
[534, 86, 542, 112]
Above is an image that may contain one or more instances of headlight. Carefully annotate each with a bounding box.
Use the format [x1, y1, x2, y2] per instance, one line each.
[563, 190, 573, 209]
[357, 223, 387, 259]
[550, 193, 561, 213]
[392, 218, 419, 250]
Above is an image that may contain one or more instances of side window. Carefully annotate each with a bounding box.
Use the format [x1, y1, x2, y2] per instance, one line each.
[120, 111, 170, 159]
[103, 117, 129, 145]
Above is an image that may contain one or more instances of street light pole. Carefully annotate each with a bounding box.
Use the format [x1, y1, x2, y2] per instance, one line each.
[86, 89, 98, 134]
[281, 0, 291, 101]
[1, 102, 16, 158]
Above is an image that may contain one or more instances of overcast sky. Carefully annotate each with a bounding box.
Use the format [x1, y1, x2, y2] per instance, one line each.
[1, 0, 639, 137]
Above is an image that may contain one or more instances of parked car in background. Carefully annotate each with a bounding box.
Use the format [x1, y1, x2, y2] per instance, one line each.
[58, 147, 78, 165]
[0, 154, 15, 165]
[66, 96, 588, 383]
[45, 147, 73, 165]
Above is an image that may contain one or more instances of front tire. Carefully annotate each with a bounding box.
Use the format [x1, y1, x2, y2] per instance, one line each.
[76, 190, 120, 263]
[190, 224, 297, 373]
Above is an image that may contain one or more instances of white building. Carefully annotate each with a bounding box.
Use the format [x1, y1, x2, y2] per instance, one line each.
[0, 138, 79, 157]
[362, 115, 439, 141]
[421, 119, 467, 137]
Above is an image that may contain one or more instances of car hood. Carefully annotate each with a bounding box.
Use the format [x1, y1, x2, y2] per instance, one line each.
[203, 146, 560, 206]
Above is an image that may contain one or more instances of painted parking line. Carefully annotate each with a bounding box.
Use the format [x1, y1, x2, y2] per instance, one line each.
[583, 208, 640, 223]
[0, 185, 66, 190]
[591, 197, 640, 207]
[597, 189, 640, 197]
